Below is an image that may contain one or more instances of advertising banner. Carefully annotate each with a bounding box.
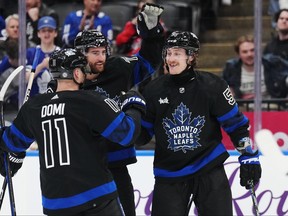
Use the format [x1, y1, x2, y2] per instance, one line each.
[1, 151, 287, 216]
[222, 112, 288, 150]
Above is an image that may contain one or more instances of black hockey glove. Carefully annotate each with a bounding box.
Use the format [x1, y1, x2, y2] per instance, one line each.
[238, 149, 261, 189]
[0, 151, 26, 177]
[137, 3, 164, 39]
[120, 90, 146, 116]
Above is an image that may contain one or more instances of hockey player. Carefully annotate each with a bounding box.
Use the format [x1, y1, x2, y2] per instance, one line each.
[136, 31, 262, 215]
[73, 4, 164, 216]
[0, 48, 146, 216]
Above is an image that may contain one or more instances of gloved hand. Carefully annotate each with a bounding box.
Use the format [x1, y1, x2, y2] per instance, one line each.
[137, 3, 164, 39]
[238, 150, 261, 189]
[120, 90, 146, 116]
[0, 151, 26, 177]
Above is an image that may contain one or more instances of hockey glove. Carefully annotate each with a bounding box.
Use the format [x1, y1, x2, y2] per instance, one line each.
[120, 90, 146, 116]
[238, 148, 261, 189]
[0, 151, 26, 177]
[137, 3, 164, 39]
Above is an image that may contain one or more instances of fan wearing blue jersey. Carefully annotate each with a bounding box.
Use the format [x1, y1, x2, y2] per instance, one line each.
[62, 0, 113, 48]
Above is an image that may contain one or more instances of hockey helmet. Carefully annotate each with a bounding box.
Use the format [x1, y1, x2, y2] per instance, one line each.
[49, 48, 89, 79]
[162, 31, 200, 59]
[74, 30, 111, 56]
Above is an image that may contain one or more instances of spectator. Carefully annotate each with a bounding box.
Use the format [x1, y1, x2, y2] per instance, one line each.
[0, 39, 19, 110]
[264, 9, 288, 58]
[62, 0, 113, 48]
[222, 34, 269, 99]
[0, 48, 146, 216]
[26, 16, 61, 97]
[0, 14, 19, 60]
[0, 15, 5, 37]
[26, 0, 60, 47]
[262, 9, 288, 98]
[0, 16, 60, 96]
[115, 0, 166, 56]
[268, 0, 288, 28]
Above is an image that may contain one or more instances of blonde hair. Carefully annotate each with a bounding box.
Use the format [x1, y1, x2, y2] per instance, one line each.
[234, 34, 254, 54]
[5, 14, 19, 27]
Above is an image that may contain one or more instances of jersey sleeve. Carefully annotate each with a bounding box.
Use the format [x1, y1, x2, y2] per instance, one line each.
[96, 14, 113, 43]
[1, 103, 35, 153]
[135, 82, 155, 145]
[212, 78, 250, 147]
[62, 12, 80, 47]
[86, 93, 141, 146]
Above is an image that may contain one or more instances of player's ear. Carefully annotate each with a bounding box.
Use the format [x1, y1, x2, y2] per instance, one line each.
[73, 68, 84, 83]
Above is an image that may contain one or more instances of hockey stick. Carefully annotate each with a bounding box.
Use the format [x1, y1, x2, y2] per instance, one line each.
[185, 193, 194, 216]
[0, 65, 24, 215]
[248, 180, 260, 216]
[23, 45, 41, 103]
[255, 129, 288, 175]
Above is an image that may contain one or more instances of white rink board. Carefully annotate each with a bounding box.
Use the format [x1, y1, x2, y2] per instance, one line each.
[1, 151, 288, 216]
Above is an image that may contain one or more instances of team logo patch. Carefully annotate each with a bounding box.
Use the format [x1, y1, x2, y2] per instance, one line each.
[163, 102, 205, 153]
[159, 97, 169, 104]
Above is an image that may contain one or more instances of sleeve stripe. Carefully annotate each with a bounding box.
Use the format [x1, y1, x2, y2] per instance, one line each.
[119, 116, 135, 146]
[223, 116, 249, 133]
[102, 112, 125, 137]
[217, 105, 238, 122]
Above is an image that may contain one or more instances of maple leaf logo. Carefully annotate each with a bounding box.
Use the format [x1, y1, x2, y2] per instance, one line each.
[163, 103, 205, 153]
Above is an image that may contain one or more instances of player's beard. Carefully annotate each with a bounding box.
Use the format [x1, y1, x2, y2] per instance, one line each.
[89, 61, 104, 74]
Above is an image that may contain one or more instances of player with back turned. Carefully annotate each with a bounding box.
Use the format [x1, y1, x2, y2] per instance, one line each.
[0, 48, 146, 216]
[136, 31, 262, 215]
[74, 3, 164, 216]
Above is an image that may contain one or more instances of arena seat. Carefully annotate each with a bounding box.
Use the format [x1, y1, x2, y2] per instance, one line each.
[101, 3, 135, 38]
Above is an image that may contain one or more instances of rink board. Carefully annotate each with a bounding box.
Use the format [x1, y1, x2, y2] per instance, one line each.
[1, 150, 288, 216]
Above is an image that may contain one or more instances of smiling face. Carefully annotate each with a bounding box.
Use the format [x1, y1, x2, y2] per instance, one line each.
[238, 41, 255, 67]
[6, 17, 19, 39]
[85, 46, 107, 79]
[37, 27, 57, 45]
[84, 0, 102, 15]
[165, 47, 193, 75]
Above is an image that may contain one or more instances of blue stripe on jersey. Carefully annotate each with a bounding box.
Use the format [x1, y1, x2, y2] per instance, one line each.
[102, 113, 135, 146]
[154, 143, 226, 178]
[107, 146, 136, 162]
[217, 105, 238, 122]
[223, 116, 248, 133]
[119, 117, 135, 146]
[217, 105, 249, 133]
[3, 124, 35, 152]
[141, 119, 154, 137]
[42, 180, 117, 210]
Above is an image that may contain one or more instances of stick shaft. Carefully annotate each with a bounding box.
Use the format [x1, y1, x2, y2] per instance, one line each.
[24, 46, 41, 103]
[0, 66, 23, 215]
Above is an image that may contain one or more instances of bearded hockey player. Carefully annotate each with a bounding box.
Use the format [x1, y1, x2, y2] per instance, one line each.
[0, 48, 146, 216]
[74, 3, 164, 216]
[136, 31, 262, 215]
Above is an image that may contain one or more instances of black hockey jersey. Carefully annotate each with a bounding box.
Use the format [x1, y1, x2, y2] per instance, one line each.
[138, 69, 250, 183]
[83, 53, 159, 167]
[1, 90, 141, 215]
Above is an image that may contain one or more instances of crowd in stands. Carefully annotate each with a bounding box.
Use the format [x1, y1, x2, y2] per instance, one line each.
[0, 0, 287, 111]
